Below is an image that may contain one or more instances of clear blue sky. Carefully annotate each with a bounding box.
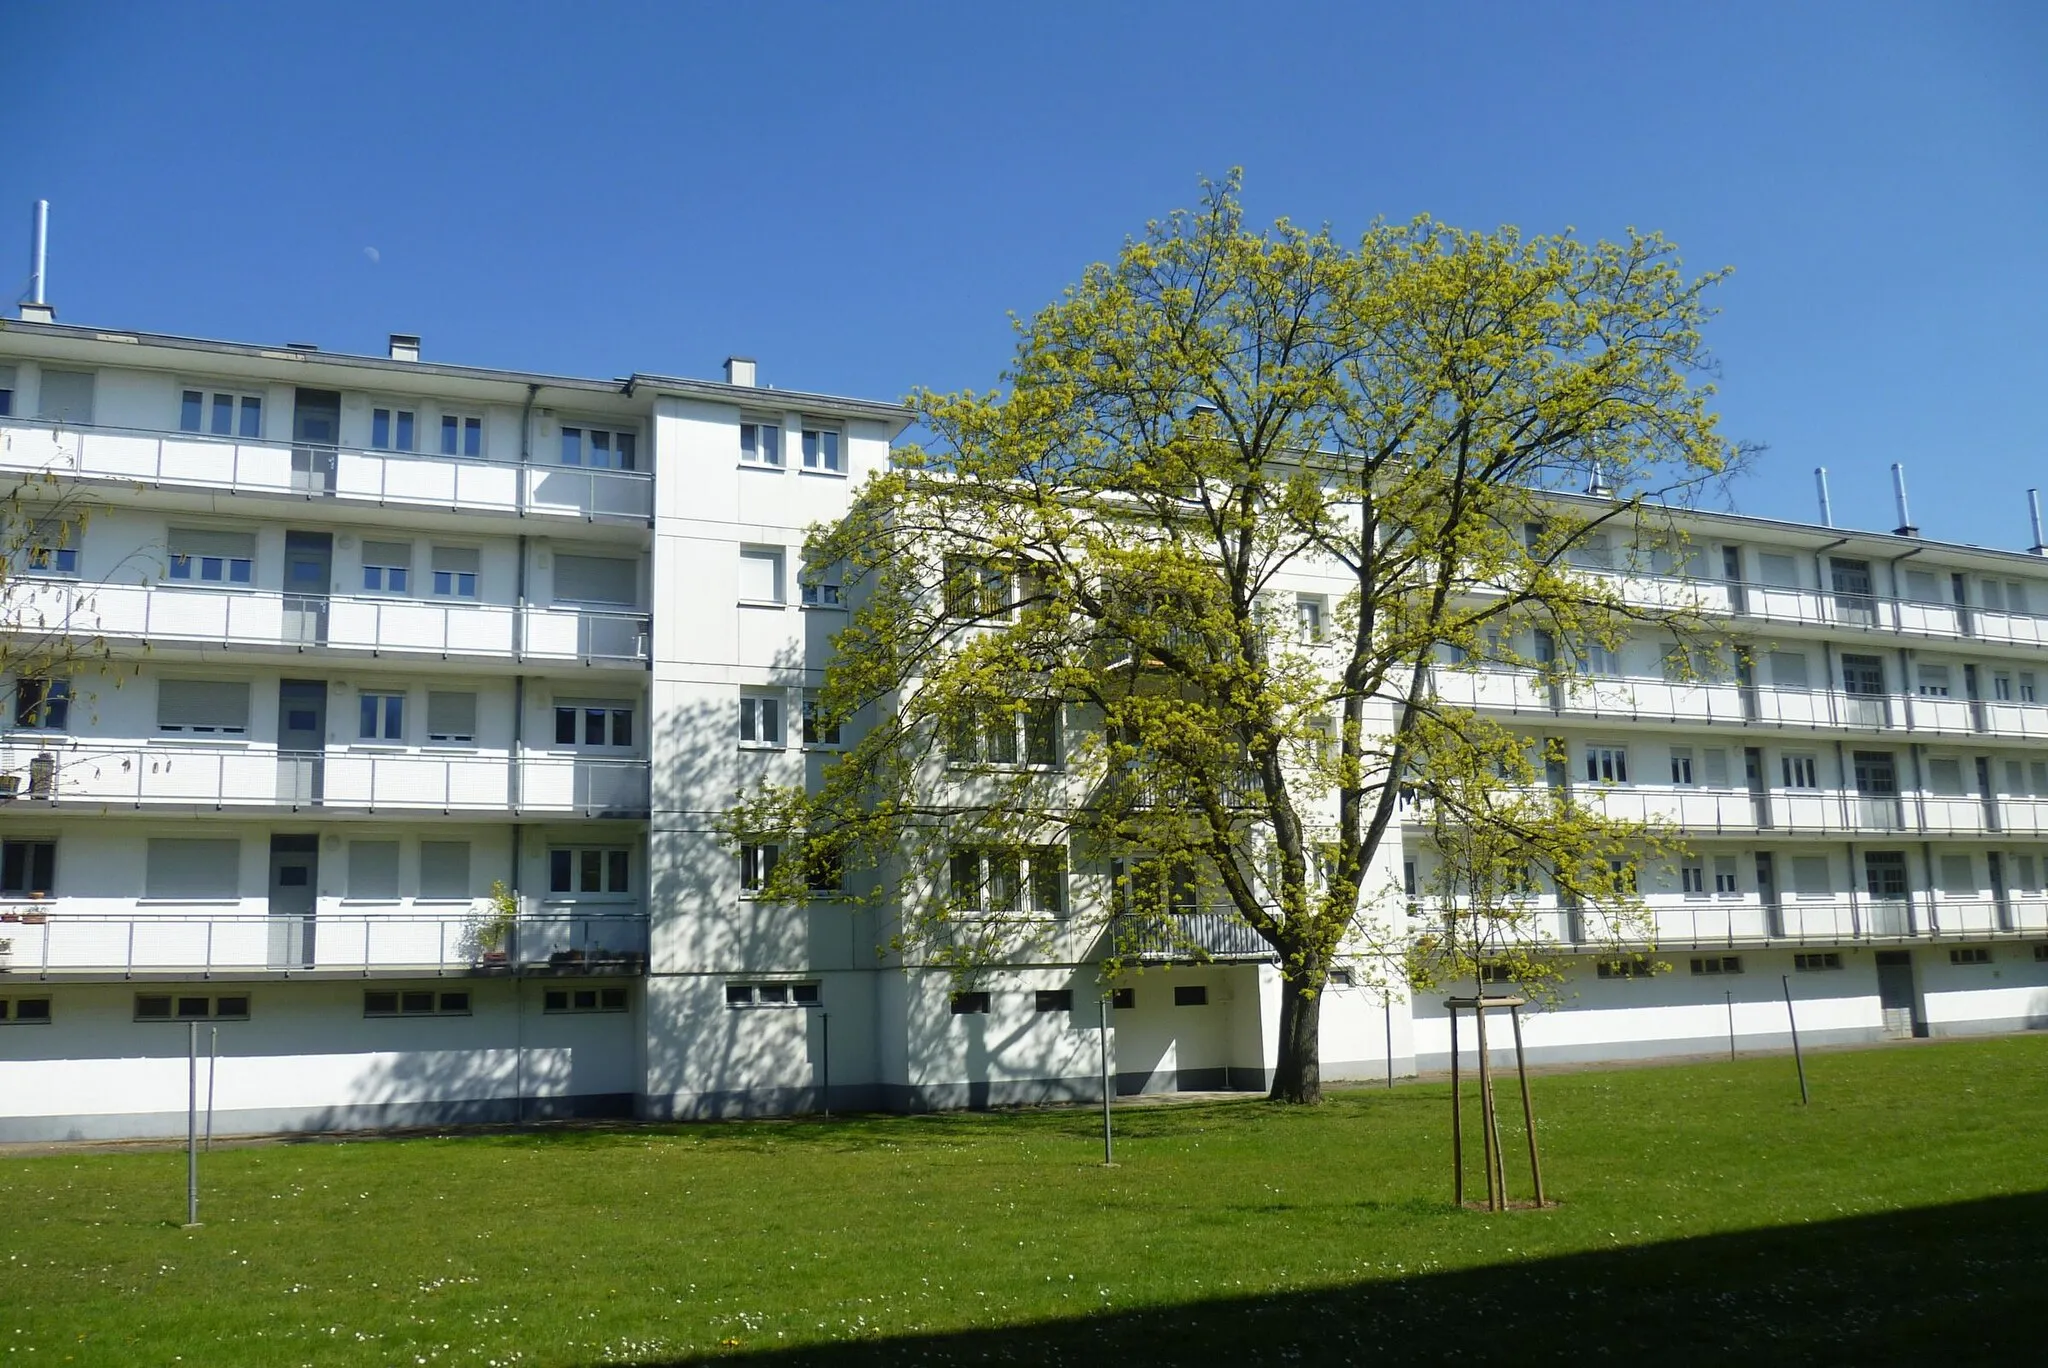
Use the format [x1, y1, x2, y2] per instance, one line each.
[4, 1, 2043, 548]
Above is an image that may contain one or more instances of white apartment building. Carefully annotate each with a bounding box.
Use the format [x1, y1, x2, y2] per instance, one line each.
[4, 297, 2046, 1139]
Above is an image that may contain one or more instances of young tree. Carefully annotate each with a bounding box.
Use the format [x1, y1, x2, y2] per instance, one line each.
[1, 476, 107, 772]
[733, 174, 1743, 1103]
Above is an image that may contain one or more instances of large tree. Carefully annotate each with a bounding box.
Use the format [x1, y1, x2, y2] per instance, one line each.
[734, 175, 1742, 1102]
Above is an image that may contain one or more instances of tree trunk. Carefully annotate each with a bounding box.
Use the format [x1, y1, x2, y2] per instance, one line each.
[1268, 971, 1323, 1104]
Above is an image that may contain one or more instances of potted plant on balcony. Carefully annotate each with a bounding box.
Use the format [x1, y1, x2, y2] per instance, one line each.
[0, 937, 13, 973]
[474, 881, 518, 968]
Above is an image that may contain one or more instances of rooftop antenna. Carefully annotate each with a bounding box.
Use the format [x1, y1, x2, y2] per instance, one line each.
[1891, 462, 1918, 538]
[1586, 461, 1613, 498]
[2029, 489, 2046, 557]
[1814, 467, 1833, 528]
[20, 199, 54, 322]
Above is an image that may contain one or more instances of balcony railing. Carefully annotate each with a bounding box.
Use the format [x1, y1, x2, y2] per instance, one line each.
[1429, 667, 2048, 743]
[0, 742, 649, 816]
[1110, 909, 1272, 961]
[1424, 896, 2048, 951]
[1, 579, 650, 665]
[0, 909, 648, 979]
[0, 418, 653, 523]
[1402, 783, 2039, 838]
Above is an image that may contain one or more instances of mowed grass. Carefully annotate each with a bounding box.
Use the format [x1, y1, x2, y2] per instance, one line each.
[5, 1037, 2048, 1367]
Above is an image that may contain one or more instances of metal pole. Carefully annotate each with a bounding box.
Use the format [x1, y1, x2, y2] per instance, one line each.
[1509, 1005, 1545, 1207]
[30, 199, 48, 306]
[1098, 997, 1114, 1166]
[205, 1026, 218, 1151]
[1475, 1001, 1503, 1211]
[1782, 975, 1809, 1105]
[1448, 1004, 1463, 1207]
[185, 1022, 199, 1226]
[1383, 992, 1394, 1089]
[1725, 990, 1736, 1063]
[819, 1012, 831, 1119]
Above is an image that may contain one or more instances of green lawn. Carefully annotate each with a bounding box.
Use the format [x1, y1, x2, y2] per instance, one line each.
[6, 1037, 2047, 1366]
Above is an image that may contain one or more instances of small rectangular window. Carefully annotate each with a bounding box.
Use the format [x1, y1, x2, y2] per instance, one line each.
[1949, 946, 1992, 965]
[1035, 989, 1073, 1013]
[1782, 754, 1820, 789]
[801, 695, 840, 747]
[1596, 958, 1656, 980]
[739, 842, 780, 892]
[1794, 952, 1844, 972]
[950, 991, 991, 1015]
[1173, 984, 1209, 1006]
[725, 984, 754, 1006]
[371, 407, 417, 452]
[801, 426, 842, 472]
[1111, 987, 1135, 1009]
[740, 421, 783, 466]
[1, 840, 57, 898]
[1689, 955, 1743, 975]
[440, 413, 485, 458]
[2, 998, 53, 1025]
[543, 987, 629, 1013]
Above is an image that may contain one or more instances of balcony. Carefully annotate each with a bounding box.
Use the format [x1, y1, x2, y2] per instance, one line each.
[2, 578, 650, 667]
[1583, 569, 2048, 651]
[1460, 895, 2048, 951]
[1402, 783, 2040, 838]
[1110, 909, 1272, 962]
[0, 908, 648, 980]
[0, 742, 649, 817]
[0, 418, 652, 524]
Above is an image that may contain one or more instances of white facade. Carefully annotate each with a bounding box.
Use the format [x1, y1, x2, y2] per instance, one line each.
[5, 314, 2047, 1140]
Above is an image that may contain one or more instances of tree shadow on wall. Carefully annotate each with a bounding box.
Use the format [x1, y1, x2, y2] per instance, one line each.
[632, 1189, 2048, 1367]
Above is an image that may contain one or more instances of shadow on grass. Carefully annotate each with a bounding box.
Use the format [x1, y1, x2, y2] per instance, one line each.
[635, 1190, 2048, 1366]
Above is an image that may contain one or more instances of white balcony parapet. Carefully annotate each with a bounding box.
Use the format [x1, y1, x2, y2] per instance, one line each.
[0, 418, 652, 523]
[1401, 782, 2043, 838]
[2, 579, 650, 665]
[1413, 896, 2048, 951]
[0, 742, 648, 817]
[0, 909, 648, 979]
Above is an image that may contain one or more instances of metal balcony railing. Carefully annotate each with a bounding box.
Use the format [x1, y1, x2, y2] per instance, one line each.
[0, 909, 648, 979]
[1, 579, 650, 665]
[1110, 908, 1272, 961]
[0, 417, 653, 523]
[1426, 896, 2048, 951]
[1402, 783, 2037, 839]
[0, 742, 649, 817]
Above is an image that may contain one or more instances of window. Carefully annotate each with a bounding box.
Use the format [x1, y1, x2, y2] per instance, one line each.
[1476, 964, 1513, 985]
[144, 838, 240, 900]
[370, 406, 417, 452]
[1585, 746, 1629, 783]
[1768, 651, 1810, 689]
[1024, 700, 1062, 767]
[556, 702, 634, 748]
[361, 541, 412, 593]
[1112, 987, 1135, 1009]
[801, 695, 840, 747]
[425, 692, 477, 745]
[1608, 860, 1638, 895]
[1927, 758, 1966, 797]
[949, 846, 1065, 914]
[806, 848, 844, 896]
[1, 840, 56, 898]
[547, 847, 632, 896]
[2014, 854, 2042, 895]
[1756, 553, 1799, 587]
[1714, 856, 1739, 895]
[1994, 671, 2014, 702]
[943, 556, 1011, 619]
[418, 841, 471, 900]
[1790, 856, 1832, 899]
[800, 426, 842, 472]
[1035, 989, 1073, 1013]
[543, 987, 629, 1013]
[739, 548, 784, 604]
[1584, 640, 1623, 677]
[1782, 754, 1820, 789]
[11, 678, 69, 731]
[1938, 853, 1974, 895]
[1917, 664, 1952, 697]
[739, 842, 781, 893]
[739, 694, 782, 746]
[358, 691, 405, 742]
[1670, 748, 1694, 785]
[1690, 956, 1743, 976]
[37, 370, 94, 425]
[554, 554, 638, 606]
[1702, 749, 1731, 787]
[1173, 984, 1209, 1007]
[348, 841, 400, 901]
[136, 993, 248, 1021]
[726, 982, 820, 1008]
[0, 998, 52, 1025]
[1950, 946, 1992, 966]
[1596, 957, 1656, 980]
[800, 563, 843, 607]
[364, 990, 471, 1016]
[0, 366, 12, 416]
[2024, 672, 2040, 704]
[178, 387, 262, 438]
[21, 521, 79, 577]
[156, 679, 250, 735]
[167, 528, 255, 586]
[1297, 596, 1325, 643]
[1680, 863, 1706, 895]
[560, 424, 635, 469]
[949, 991, 991, 1015]
[1794, 952, 1843, 972]
[948, 703, 1059, 768]
[430, 546, 479, 598]
[740, 421, 783, 466]
[439, 412, 485, 458]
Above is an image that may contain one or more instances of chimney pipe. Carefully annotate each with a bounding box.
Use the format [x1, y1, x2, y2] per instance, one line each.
[724, 356, 757, 387]
[388, 333, 420, 363]
[1815, 467, 1833, 528]
[1891, 462, 1918, 537]
[1586, 461, 1613, 498]
[20, 200, 53, 322]
[2030, 489, 2046, 556]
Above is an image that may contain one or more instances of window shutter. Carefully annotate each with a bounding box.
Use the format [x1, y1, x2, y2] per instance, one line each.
[157, 679, 251, 731]
[146, 838, 240, 899]
[554, 553, 637, 605]
[431, 546, 481, 575]
[349, 841, 401, 900]
[419, 841, 471, 899]
[738, 549, 781, 603]
[1791, 856, 1830, 897]
[1757, 553, 1799, 587]
[1927, 758, 1965, 796]
[1768, 652, 1810, 688]
[1939, 854, 1974, 895]
[169, 528, 257, 560]
[426, 691, 478, 741]
[37, 369, 95, 424]
[362, 540, 412, 569]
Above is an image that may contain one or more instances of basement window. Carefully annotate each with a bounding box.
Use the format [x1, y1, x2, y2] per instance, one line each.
[1794, 952, 1844, 972]
[0, 998, 53, 1024]
[1690, 956, 1743, 976]
[725, 982, 820, 1008]
[1949, 947, 1992, 966]
[1596, 957, 1657, 980]
[364, 990, 471, 1016]
[542, 988, 629, 1013]
[949, 991, 991, 1015]
[1173, 985, 1209, 1006]
[1111, 987, 1135, 1009]
[136, 994, 249, 1021]
[1035, 989, 1074, 1013]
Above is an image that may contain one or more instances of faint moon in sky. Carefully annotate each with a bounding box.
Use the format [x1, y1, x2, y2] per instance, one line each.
[363, 246, 381, 265]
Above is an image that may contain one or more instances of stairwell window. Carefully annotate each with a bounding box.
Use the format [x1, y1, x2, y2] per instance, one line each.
[361, 541, 412, 593]
[440, 412, 485, 458]
[739, 693, 783, 747]
[179, 388, 262, 438]
[370, 406, 417, 452]
[800, 562, 843, 607]
[1, 840, 56, 899]
[740, 421, 783, 466]
[560, 424, 635, 469]
[801, 695, 840, 747]
[800, 425, 842, 473]
[11, 678, 69, 731]
[1585, 745, 1629, 783]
